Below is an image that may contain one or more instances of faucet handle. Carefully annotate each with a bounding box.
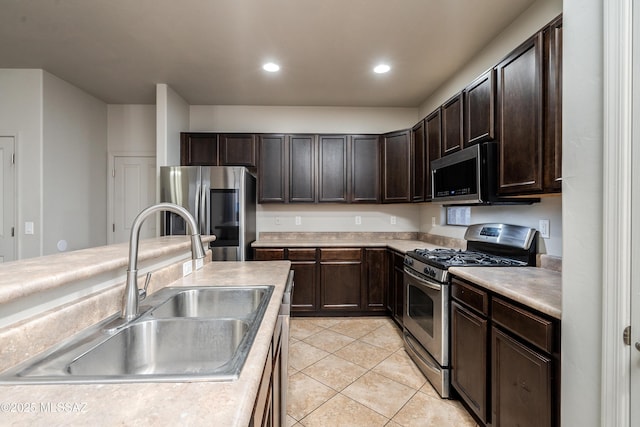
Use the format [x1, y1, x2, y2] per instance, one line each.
[139, 272, 152, 300]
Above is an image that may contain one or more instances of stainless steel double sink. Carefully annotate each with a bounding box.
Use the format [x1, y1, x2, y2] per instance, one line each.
[0, 285, 274, 384]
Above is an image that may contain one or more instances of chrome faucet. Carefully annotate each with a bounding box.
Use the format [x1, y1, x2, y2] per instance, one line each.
[121, 202, 206, 321]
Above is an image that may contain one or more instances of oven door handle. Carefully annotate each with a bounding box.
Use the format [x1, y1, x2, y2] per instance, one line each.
[404, 268, 443, 291]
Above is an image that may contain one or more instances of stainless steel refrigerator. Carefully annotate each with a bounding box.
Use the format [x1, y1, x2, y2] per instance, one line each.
[159, 166, 256, 261]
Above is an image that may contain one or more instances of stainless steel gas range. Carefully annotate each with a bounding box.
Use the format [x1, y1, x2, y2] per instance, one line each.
[402, 223, 537, 398]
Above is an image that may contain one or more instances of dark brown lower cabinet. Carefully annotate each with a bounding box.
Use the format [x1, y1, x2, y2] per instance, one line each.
[254, 247, 388, 316]
[288, 249, 318, 312]
[451, 301, 488, 424]
[450, 276, 559, 427]
[492, 327, 552, 427]
[364, 248, 387, 311]
[386, 250, 404, 326]
[251, 313, 283, 427]
[319, 248, 362, 311]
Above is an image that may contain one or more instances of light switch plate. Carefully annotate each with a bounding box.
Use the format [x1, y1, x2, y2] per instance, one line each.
[25, 221, 34, 235]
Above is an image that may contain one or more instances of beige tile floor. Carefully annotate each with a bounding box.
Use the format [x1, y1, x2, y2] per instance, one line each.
[287, 316, 478, 427]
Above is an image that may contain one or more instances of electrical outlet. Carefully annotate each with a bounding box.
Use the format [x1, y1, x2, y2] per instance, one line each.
[431, 216, 436, 227]
[539, 219, 550, 239]
[195, 258, 204, 270]
[275, 216, 281, 225]
[182, 260, 193, 277]
[295, 216, 301, 226]
[390, 216, 397, 225]
[355, 216, 362, 225]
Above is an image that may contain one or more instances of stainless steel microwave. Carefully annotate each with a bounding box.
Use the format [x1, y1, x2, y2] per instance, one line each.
[431, 142, 539, 205]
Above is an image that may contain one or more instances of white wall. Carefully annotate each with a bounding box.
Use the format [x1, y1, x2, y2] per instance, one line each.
[190, 105, 418, 134]
[0, 69, 43, 259]
[107, 104, 156, 153]
[156, 84, 189, 167]
[420, 197, 562, 256]
[258, 203, 420, 234]
[42, 71, 108, 254]
[418, 0, 563, 116]
[562, 0, 603, 425]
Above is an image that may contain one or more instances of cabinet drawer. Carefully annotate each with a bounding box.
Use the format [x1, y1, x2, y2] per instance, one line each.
[254, 248, 285, 260]
[492, 298, 554, 353]
[452, 278, 489, 316]
[319, 248, 361, 262]
[287, 248, 317, 261]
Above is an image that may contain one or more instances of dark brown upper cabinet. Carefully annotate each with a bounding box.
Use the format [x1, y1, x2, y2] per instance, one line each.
[496, 32, 545, 195]
[441, 92, 464, 156]
[381, 130, 411, 203]
[425, 109, 442, 201]
[219, 133, 257, 167]
[543, 16, 562, 193]
[318, 135, 348, 203]
[180, 132, 218, 166]
[350, 135, 380, 203]
[464, 69, 496, 146]
[411, 120, 426, 202]
[258, 134, 288, 203]
[289, 134, 317, 203]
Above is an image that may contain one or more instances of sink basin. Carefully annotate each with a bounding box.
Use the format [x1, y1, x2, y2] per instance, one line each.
[68, 319, 249, 377]
[149, 287, 270, 319]
[0, 285, 274, 384]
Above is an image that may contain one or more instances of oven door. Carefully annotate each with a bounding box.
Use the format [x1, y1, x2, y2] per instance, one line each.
[403, 268, 449, 367]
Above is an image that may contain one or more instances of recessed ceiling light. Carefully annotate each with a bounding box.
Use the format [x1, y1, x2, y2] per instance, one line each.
[262, 62, 280, 72]
[373, 64, 391, 74]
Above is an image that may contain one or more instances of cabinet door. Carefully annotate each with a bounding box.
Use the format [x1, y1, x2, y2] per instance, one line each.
[288, 248, 318, 312]
[289, 135, 316, 202]
[411, 121, 426, 202]
[258, 135, 288, 203]
[392, 251, 405, 325]
[364, 248, 387, 311]
[381, 130, 411, 203]
[496, 33, 544, 195]
[441, 93, 464, 156]
[350, 135, 380, 203]
[180, 133, 218, 166]
[464, 69, 496, 146]
[544, 16, 562, 192]
[319, 248, 362, 311]
[492, 326, 552, 427]
[318, 135, 348, 202]
[219, 133, 257, 167]
[451, 301, 488, 424]
[425, 109, 442, 200]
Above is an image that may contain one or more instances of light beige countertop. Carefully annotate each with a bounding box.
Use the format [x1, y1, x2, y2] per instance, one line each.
[449, 266, 562, 319]
[0, 260, 292, 427]
[252, 231, 463, 254]
[0, 236, 216, 305]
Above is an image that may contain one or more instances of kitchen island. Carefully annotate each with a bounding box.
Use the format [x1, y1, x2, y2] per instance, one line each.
[0, 238, 291, 426]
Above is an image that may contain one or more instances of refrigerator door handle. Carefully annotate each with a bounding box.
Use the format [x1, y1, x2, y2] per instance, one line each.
[200, 183, 208, 235]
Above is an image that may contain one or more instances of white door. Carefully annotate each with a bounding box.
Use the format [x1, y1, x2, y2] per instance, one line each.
[0, 137, 15, 262]
[112, 156, 156, 244]
[632, 3, 640, 423]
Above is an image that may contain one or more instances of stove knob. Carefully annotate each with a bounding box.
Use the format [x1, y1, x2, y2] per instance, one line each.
[404, 258, 413, 266]
[423, 266, 436, 278]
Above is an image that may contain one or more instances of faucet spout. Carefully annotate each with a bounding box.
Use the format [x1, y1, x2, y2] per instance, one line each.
[122, 202, 206, 321]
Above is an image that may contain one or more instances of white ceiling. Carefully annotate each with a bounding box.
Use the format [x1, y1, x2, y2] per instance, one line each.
[0, 0, 536, 107]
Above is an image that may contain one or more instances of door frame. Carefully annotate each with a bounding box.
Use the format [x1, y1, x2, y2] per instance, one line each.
[602, 0, 633, 425]
[107, 151, 156, 244]
[0, 133, 17, 261]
